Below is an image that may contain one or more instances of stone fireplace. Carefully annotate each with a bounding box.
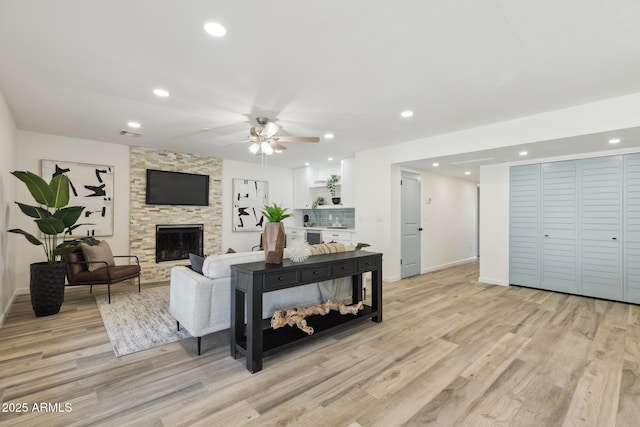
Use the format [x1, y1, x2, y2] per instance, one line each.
[156, 224, 204, 263]
[130, 146, 222, 283]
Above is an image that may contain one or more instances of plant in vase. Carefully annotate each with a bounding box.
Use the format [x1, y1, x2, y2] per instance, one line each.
[311, 196, 325, 220]
[260, 203, 293, 264]
[9, 171, 93, 316]
[326, 174, 341, 205]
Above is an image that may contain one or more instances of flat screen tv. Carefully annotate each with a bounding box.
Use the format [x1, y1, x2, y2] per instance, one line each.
[146, 169, 209, 206]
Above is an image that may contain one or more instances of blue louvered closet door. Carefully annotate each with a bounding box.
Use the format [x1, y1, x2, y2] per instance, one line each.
[509, 164, 540, 287]
[579, 156, 622, 300]
[541, 161, 578, 293]
[624, 153, 640, 303]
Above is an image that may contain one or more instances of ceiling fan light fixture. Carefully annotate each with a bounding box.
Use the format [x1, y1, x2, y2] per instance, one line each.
[260, 141, 274, 155]
[324, 133, 334, 139]
[248, 142, 260, 154]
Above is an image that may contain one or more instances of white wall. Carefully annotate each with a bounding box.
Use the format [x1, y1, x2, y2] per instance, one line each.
[355, 91, 640, 282]
[478, 164, 509, 285]
[0, 90, 17, 326]
[13, 131, 131, 291]
[222, 159, 294, 253]
[421, 171, 478, 273]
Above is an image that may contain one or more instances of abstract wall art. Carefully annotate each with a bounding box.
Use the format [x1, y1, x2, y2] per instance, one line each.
[41, 160, 114, 236]
[232, 178, 268, 232]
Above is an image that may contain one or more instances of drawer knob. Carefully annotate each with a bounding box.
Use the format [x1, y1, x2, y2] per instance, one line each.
[279, 277, 284, 281]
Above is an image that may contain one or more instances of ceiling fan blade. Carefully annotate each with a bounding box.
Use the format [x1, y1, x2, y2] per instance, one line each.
[268, 140, 287, 151]
[262, 121, 281, 138]
[275, 136, 320, 143]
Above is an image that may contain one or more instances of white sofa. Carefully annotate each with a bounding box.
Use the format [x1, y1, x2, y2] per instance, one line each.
[170, 248, 353, 355]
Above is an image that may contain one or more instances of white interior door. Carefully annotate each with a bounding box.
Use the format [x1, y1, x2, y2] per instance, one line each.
[401, 172, 421, 278]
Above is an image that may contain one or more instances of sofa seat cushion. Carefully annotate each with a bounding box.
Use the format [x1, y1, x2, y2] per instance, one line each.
[202, 251, 265, 279]
[68, 264, 140, 284]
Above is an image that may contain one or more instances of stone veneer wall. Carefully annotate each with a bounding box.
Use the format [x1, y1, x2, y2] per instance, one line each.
[130, 146, 222, 283]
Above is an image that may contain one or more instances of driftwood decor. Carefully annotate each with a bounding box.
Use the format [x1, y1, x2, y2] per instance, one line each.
[270, 300, 364, 335]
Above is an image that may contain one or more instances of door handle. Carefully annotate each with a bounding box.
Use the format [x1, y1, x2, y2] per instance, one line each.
[612, 237, 617, 240]
[418, 228, 423, 231]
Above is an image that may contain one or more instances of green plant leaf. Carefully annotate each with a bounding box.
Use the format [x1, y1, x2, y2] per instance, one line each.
[8, 228, 43, 246]
[36, 216, 66, 235]
[260, 203, 293, 222]
[11, 171, 54, 206]
[15, 202, 50, 219]
[50, 174, 70, 208]
[54, 205, 84, 228]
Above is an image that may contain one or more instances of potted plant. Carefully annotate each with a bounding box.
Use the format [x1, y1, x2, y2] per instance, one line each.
[9, 171, 90, 316]
[311, 196, 325, 220]
[326, 174, 341, 205]
[260, 203, 293, 264]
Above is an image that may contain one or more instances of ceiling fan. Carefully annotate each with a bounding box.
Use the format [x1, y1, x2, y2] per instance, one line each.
[246, 117, 320, 155]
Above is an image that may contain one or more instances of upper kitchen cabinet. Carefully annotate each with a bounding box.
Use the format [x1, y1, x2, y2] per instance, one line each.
[293, 159, 355, 209]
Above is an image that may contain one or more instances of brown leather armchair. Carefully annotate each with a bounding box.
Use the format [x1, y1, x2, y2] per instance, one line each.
[64, 248, 141, 303]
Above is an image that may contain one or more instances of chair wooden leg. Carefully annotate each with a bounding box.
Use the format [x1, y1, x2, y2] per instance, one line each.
[89, 285, 93, 294]
[137, 275, 141, 293]
[197, 337, 202, 356]
[107, 282, 111, 304]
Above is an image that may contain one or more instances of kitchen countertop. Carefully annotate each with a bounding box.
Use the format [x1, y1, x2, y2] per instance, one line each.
[288, 226, 355, 232]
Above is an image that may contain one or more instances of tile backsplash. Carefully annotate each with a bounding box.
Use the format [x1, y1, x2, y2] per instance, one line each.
[299, 208, 355, 228]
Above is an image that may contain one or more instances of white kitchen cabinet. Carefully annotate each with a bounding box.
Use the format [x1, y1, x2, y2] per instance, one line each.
[293, 167, 313, 209]
[321, 229, 355, 244]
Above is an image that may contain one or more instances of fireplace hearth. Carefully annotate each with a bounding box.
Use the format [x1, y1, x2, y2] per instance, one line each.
[156, 224, 204, 263]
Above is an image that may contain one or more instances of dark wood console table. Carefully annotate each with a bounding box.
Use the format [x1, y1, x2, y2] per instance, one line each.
[230, 250, 382, 373]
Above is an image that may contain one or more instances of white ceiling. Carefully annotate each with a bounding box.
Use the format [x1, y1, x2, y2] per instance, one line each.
[2, 0, 640, 174]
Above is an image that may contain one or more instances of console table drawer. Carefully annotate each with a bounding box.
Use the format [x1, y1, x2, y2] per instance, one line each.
[301, 265, 330, 281]
[333, 261, 356, 275]
[358, 258, 376, 271]
[264, 271, 298, 289]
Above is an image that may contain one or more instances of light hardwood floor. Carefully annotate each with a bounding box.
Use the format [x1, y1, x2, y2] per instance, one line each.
[0, 262, 639, 426]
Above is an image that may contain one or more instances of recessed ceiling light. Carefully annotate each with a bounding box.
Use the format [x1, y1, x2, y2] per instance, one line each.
[465, 171, 471, 175]
[519, 151, 528, 156]
[609, 138, 621, 144]
[127, 121, 141, 129]
[153, 88, 170, 97]
[204, 22, 227, 37]
[432, 162, 439, 167]
[400, 110, 414, 118]
[304, 162, 310, 166]
[328, 157, 333, 161]
[324, 133, 334, 139]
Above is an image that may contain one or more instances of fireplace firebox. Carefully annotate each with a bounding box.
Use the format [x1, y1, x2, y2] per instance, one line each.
[156, 224, 204, 263]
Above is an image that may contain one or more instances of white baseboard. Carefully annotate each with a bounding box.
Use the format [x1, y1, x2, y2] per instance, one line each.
[421, 256, 478, 275]
[478, 277, 509, 286]
[383, 274, 401, 283]
[0, 287, 26, 329]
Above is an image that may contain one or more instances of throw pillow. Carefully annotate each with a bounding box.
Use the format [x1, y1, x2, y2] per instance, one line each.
[80, 240, 116, 272]
[189, 253, 205, 274]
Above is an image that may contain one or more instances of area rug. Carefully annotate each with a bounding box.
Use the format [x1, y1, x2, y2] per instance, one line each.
[95, 286, 191, 357]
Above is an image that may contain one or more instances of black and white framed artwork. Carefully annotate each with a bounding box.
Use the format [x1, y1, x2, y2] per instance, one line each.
[232, 178, 268, 232]
[41, 160, 114, 236]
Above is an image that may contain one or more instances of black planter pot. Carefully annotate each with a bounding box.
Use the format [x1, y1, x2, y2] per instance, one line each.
[30, 262, 66, 317]
[331, 197, 341, 205]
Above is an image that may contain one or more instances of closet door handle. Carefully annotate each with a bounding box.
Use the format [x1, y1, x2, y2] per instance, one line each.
[544, 234, 549, 237]
[612, 237, 617, 240]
